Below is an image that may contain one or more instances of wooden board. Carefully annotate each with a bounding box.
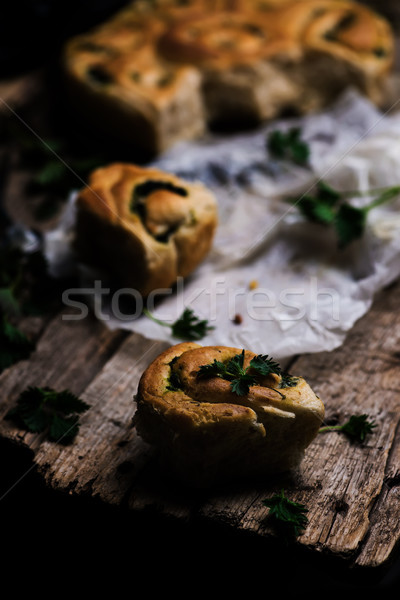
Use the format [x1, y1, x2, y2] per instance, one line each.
[1, 54, 400, 588]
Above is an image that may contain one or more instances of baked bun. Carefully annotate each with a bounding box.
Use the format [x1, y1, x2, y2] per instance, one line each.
[74, 163, 218, 297]
[62, 13, 205, 158]
[133, 343, 325, 487]
[158, 11, 300, 125]
[269, 0, 395, 110]
[62, 0, 394, 155]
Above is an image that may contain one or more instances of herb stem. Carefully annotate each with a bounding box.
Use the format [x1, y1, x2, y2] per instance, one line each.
[319, 425, 343, 433]
[364, 186, 400, 212]
[142, 308, 171, 328]
[340, 184, 400, 199]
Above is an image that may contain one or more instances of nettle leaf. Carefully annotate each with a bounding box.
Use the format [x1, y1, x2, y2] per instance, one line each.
[49, 414, 80, 443]
[290, 180, 400, 248]
[249, 354, 282, 377]
[6, 386, 90, 444]
[226, 349, 246, 376]
[197, 350, 288, 397]
[262, 490, 309, 537]
[267, 127, 310, 166]
[171, 308, 213, 341]
[335, 203, 367, 248]
[197, 359, 227, 379]
[319, 414, 377, 443]
[143, 307, 214, 341]
[230, 374, 257, 396]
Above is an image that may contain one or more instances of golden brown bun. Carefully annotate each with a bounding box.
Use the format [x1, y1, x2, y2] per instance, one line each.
[62, 14, 205, 157]
[74, 163, 218, 297]
[133, 342, 325, 487]
[63, 0, 394, 154]
[268, 0, 395, 108]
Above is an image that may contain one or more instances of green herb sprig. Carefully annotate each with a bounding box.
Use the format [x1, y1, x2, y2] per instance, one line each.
[197, 349, 297, 396]
[143, 307, 214, 341]
[267, 127, 310, 166]
[319, 414, 377, 443]
[6, 386, 90, 444]
[262, 489, 309, 538]
[289, 180, 400, 248]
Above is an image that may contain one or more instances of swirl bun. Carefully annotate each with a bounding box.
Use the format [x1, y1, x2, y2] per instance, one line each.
[63, 0, 394, 155]
[134, 343, 325, 487]
[74, 163, 218, 297]
[269, 0, 395, 109]
[63, 14, 206, 157]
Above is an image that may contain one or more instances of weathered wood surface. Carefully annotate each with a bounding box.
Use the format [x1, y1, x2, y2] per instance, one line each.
[1, 277, 400, 578]
[1, 57, 400, 584]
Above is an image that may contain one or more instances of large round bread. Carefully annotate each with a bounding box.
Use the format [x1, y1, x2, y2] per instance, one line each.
[62, 0, 394, 156]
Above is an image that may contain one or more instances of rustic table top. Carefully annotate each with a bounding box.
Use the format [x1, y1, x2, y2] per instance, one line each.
[1, 44, 400, 589]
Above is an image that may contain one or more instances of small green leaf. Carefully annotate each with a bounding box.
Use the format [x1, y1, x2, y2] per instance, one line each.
[49, 414, 80, 443]
[230, 374, 256, 396]
[267, 127, 310, 166]
[197, 350, 285, 397]
[335, 203, 367, 248]
[319, 414, 377, 443]
[225, 349, 246, 376]
[5, 386, 90, 444]
[197, 359, 227, 379]
[143, 307, 214, 341]
[262, 490, 309, 537]
[249, 354, 282, 377]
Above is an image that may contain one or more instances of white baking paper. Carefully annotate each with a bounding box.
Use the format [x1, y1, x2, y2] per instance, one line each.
[44, 89, 400, 360]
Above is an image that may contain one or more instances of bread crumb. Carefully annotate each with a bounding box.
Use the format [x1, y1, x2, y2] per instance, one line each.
[249, 279, 258, 290]
[233, 314, 243, 325]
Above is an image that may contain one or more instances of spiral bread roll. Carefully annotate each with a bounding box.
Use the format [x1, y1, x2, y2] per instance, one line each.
[267, 0, 395, 110]
[63, 13, 205, 157]
[74, 163, 218, 297]
[63, 0, 394, 155]
[134, 343, 325, 487]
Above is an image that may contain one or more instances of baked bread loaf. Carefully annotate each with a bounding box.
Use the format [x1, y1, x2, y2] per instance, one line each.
[74, 163, 218, 296]
[133, 342, 325, 487]
[62, 0, 394, 156]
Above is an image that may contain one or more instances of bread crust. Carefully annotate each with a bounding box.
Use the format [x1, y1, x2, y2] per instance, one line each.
[74, 163, 218, 296]
[134, 342, 325, 487]
[62, 0, 394, 153]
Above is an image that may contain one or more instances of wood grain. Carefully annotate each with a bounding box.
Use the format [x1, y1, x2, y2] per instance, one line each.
[1, 281, 399, 575]
[1, 56, 400, 583]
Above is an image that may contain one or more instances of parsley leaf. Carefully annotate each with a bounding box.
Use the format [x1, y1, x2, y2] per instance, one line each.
[290, 182, 400, 248]
[197, 350, 290, 396]
[143, 307, 214, 341]
[319, 414, 377, 443]
[6, 386, 90, 444]
[262, 489, 309, 537]
[267, 127, 310, 166]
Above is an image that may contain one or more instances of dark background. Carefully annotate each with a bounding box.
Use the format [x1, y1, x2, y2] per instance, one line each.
[1, 0, 400, 591]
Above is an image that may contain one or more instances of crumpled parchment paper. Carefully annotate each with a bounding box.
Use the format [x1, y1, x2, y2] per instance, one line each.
[44, 88, 400, 360]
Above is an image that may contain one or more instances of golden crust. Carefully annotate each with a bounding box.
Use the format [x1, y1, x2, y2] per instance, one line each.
[62, 0, 394, 153]
[74, 163, 218, 296]
[134, 342, 325, 487]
